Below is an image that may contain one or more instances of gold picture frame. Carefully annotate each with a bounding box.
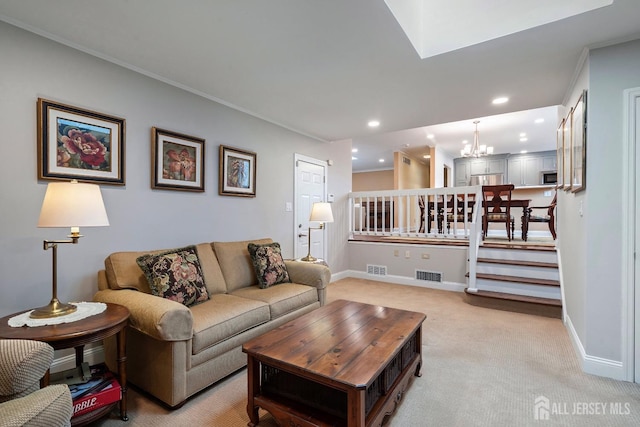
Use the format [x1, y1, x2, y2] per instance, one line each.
[571, 90, 587, 193]
[563, 107, 573, 191]
[151, 127, 205, 192]
[37, 98, 125, 185]
[218, 145, 256, 197]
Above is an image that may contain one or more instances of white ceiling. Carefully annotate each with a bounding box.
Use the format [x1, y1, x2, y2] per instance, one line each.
[1, 1, 640, 172]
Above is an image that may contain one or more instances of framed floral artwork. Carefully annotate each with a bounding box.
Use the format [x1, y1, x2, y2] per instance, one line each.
[37, 98, 125, 185]
[151, 127, 205, 192]
[555, 118, 565, 189]
[219, 145, 256, 197]
[563, 107, 573, 191]
[571, 90, 587, 193]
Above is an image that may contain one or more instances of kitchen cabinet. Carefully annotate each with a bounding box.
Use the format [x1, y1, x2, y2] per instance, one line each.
[507, 150, 556, 187]
[455, 155, 506, 186]
[469, 156, 506, 175]
[456, 151, 556, 187]
[454, 158, 470, 186]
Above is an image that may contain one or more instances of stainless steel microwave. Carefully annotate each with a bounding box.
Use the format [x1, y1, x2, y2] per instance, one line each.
[541, 171, 557, 185]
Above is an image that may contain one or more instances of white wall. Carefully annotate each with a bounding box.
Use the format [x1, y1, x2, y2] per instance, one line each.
[0, 22, 352, 319]
[434, 146, 454, 188]
[560, 38, 640, 379]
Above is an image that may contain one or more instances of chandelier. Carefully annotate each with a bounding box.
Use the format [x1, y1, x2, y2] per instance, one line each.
[461, 121, 494, 157]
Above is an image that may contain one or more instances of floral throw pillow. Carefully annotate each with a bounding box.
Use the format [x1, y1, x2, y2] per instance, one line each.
[247, 242, 291, 289]
[136, 246, 209, 307]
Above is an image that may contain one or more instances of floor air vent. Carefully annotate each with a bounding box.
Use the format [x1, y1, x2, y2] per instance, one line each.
[367, 264, 387, 276]
[416, 270, 443, 282]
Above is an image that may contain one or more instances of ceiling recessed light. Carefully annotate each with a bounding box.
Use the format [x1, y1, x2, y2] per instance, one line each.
[535, 118, 545, 124]
[426, 134, 435, 139]
[352, 148, 358, 153]
[352, 156, 358, 160]
[368, 120, 380, 128]
[379, 158, 385, 163]
[423, 155, 431, 159]
[492, 97, 509, 105]
[520, 137, 528, 142]
[520, 150, 528, 154]
[462, 139, 468, 144]
[519, 133, 526, 137]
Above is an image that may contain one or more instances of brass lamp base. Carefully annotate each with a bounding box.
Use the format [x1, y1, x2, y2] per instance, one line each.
[30, 298, 77, 319]
[300, 255, 318, 262]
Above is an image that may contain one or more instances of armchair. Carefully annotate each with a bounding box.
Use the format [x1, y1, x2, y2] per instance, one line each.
[0, 339, 73, 427]
[527, 191, 557, 239]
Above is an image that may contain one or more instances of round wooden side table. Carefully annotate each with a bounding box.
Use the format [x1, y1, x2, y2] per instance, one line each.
[0, 302, 130, 425]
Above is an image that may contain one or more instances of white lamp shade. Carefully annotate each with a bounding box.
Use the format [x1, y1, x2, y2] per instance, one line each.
[38, 181, 109, 228]
[309, 202, 334, 223]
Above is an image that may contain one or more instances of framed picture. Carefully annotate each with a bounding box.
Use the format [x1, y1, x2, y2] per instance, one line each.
[37, 98, 125, 185]
[219, 145, 256, 197]
[151, 127, 205, 192]
[556, 118, 565, 189]
[563, 108, 573, 191]
[571, 90, 587, 193]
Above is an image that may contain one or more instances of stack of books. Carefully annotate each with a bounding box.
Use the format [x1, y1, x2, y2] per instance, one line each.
[52, 363, 122, 418]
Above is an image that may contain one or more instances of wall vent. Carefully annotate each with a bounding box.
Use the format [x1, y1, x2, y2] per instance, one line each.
[403, 156, 411, 165]
[367, 264, 388, 276]
[415, 270, 443, 282]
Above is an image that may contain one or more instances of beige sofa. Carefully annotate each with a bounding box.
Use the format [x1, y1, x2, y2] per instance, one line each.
[93, 238, 330, 408]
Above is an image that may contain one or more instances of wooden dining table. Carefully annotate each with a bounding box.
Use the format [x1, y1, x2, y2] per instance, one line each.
[421, 196, 532, 240]
[508, 199, 532, 241]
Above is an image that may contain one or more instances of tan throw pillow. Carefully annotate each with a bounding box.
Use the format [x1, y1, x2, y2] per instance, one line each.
[136, 246, 209, 307]
[247, 242, 291, 289]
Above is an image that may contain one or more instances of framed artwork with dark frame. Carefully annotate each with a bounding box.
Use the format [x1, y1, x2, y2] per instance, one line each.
[151, 127, 205, 192]
[571, 90, 587, 193]
[219, 145, 256, 197]
[556, 118, 565, 189]
[37, 98, 125, 185]
[563, 107, 573, 191]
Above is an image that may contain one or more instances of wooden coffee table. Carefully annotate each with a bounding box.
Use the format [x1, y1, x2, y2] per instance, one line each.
[242, 299, 426, 427]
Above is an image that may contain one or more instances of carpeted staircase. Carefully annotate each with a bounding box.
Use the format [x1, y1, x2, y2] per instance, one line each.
[465, 242, 562, 318]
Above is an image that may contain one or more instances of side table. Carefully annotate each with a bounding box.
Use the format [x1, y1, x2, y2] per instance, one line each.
[0, 302, 130, 425]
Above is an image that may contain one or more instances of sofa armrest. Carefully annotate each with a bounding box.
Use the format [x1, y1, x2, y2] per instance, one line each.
[0, 340, 53, 399]
[284, 261, 331, 289]
[0, 384, 72, 427]
[93, 289, 193, 341]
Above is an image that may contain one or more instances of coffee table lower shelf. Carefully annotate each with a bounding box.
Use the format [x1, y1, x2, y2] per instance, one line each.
[251, 355, 420, 427]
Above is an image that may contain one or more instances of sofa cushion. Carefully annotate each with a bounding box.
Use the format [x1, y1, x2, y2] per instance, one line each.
[104, 243, 227, 295]
[230, 283, 318, 319]
[213, 238, 273, 292]
[189, 294, 270, 354]
[136, 246, 209, 307]
[247, 242, 291, 289]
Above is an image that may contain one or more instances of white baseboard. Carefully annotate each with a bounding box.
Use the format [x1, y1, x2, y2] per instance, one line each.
[335, 269, 466, 292]
[52, 346, 105, 373]
[564, 314, 627, 381]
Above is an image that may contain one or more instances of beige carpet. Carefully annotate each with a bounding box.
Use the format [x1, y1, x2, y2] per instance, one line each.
[95, 279, 640, 426]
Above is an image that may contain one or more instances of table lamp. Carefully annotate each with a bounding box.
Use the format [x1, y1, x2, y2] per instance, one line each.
[301, 202, 333, 262]
[32, 180, 109, 319]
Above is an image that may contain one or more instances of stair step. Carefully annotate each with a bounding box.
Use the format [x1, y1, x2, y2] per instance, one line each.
[481, 242, 556, 252]
[477, 257, 558, 269]
[465, 289, 562, 307]
[475, 273, 560, 287]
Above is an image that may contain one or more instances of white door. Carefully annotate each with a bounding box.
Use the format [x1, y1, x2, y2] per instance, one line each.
[294, 155, 327, 260]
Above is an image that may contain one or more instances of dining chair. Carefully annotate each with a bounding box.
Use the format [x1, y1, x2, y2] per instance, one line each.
[527, 190, 557, 239]
[482, 184, 515, 240]
[420, 195, 444, 234]
[446, 193, 476, 234]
